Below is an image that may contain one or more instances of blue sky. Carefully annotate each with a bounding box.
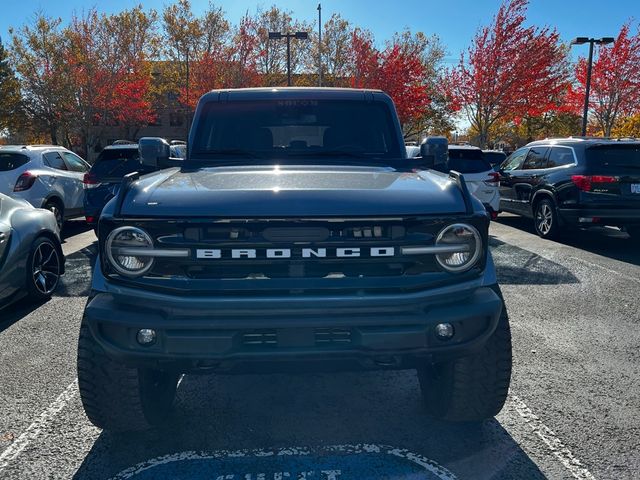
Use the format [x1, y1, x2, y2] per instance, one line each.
[1, 0, 636, 62]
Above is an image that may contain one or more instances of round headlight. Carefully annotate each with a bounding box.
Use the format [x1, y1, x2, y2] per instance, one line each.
[105, 226, 154, 277]
[435, 223, 482, 273]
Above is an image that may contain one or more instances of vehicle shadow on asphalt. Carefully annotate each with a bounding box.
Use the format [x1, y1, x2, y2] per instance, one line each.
[490, 237, 580, 285]
[0, 299, 48, 334]
[56, 245, 98, 297]
[61, 220, 93, 241]
[73, 371, 546, 479]
[494, 215, 640, 267]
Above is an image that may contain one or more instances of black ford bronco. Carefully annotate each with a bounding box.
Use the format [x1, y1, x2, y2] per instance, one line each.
[77, 88, 512, 431]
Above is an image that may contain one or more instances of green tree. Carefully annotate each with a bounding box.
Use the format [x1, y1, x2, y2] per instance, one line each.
[0, 37, 23, 135]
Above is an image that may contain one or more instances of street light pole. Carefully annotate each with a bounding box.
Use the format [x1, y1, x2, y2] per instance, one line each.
[268, 31, 309, 87]
[570, 36, 615, 136]
[318, 3, 322, 87]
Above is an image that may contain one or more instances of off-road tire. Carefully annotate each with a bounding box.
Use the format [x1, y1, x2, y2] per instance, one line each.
[417, 303, 512, 422]
[626, 226, 640, 242]
[533, 198, 560, 239]
[77, 320, 179, 432]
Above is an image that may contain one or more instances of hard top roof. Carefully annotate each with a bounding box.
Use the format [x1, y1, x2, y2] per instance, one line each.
[198, 86, 388, 103]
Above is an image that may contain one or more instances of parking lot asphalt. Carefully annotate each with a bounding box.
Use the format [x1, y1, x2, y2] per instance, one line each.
[0, 216, 638, 479]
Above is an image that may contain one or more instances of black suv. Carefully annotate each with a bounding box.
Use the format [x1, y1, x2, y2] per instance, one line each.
[498, 138, 640, 239]
[83, 141, 185, 231]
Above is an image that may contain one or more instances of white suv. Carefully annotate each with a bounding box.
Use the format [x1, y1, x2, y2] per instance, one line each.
[0, 145, 90, 229]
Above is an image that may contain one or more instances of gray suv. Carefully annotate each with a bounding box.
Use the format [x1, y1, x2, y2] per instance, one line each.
[0, 145, 90, 229]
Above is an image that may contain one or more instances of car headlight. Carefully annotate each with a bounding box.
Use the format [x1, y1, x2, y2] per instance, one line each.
[435, 223, 482, 273]
[105, 226, 154, 277]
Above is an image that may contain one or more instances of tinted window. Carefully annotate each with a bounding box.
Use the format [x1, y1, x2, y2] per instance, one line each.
[43, 152, 67, 170]
[586, 145, 640, 172]
[90, 148, 141, 178]
[447, 148, 491, 173]
[483, 151, 507, 165]
[522, 147, 549, 170]
[192, 100, 402, 165]
[502, 148, 527, 171]
[0, 153, 29, 171]
[547, 147, 575, 168]
[170, 145, 187, 159]
[62, 152, 88, 172]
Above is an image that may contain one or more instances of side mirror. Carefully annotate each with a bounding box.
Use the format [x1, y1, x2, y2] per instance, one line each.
[139, 137, 170, 170]
[419, 136, 449, 171]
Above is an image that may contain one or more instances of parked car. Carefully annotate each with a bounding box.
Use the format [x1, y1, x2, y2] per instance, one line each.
[405, 145, 421, 158]
[483, 150, 507, 171]
[84, 140, 185, 232]
[447, 145, 501, 219]
[497, 138, 640, 240]
[0, 145, 90, 229]
[0, 193, 65, 309]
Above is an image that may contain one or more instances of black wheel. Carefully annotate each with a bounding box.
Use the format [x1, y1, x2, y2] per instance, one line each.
[43, 200, 64, 231]
[26, 236, 62, 301]
[77, 320, 179, 432]
[417, 304, 512, 422]
[533, 198, 560, 239]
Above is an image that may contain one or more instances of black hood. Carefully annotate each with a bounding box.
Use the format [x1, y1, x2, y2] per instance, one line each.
[120, 165, 467, 217]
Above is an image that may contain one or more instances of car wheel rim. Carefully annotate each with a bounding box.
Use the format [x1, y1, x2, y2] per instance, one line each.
[32, 241, 60, 295]
[536, 204, 553, 235]
[46, 204, 62, 229]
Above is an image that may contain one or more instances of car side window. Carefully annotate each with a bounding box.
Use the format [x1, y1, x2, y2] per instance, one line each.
[522, 147, 549, 170]
[547, 147, 575, 168]
[43, 152, 68, 171]
[501, 148, 527, 171]
[61, 152, 89, 172]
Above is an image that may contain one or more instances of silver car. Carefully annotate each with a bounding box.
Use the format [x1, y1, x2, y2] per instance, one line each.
[0, 193, 65, 309]
[0, 145, 90, 229]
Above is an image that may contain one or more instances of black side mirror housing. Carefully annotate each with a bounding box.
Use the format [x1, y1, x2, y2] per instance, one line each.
[419, 136, 449, 170]
[139, 137, 171, 170]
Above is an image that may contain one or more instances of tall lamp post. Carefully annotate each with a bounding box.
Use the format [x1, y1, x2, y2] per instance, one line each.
[268, 31, 309, 86]
[570, 36, 615, 136]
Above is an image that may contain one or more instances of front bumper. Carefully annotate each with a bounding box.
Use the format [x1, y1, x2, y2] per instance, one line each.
[84, 264, 504, 373]
[558, 207, 640, 227]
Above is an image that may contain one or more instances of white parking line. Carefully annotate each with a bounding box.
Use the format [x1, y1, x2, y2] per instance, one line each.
[0, 379, 79, 473]
[569, 256, 640, 285]
[0, 380, 597, 480]
[510, 394, 596, 480]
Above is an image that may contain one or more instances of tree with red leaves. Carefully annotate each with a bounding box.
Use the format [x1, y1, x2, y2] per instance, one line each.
[179, 15, 262, 109]
[447, 0, 568, 147]
[350, 29, 441, 137]
[567, 24, 640, 137]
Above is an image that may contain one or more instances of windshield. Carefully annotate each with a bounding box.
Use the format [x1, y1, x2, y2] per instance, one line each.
[190, 99, 403, 165]
[447, 148, 492, 173]
[90, 148, 141, 178]
[0, 152, 30, 171]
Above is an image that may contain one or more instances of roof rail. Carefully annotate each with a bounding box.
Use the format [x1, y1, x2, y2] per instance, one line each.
[170, 140, 187, 145]
[112, 139, 137, 145]
[449, 170, 473, 214]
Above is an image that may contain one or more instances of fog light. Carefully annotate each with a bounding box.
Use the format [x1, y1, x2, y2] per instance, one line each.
[137, 328, 156, 345]
[435, 323, 454, 340]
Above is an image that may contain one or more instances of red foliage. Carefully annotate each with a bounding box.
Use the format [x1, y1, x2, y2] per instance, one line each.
[349, 30, 431, 126]
[180, 15, 263, 109]
[447, 0, 568, 144]
[566, 24, 640, 135]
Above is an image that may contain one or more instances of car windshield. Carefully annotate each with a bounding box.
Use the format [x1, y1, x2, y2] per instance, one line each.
[91, 148, 141, 178]
[586, 145, 640, 171]
[190, 99, 403, 166]
[0, 152, 29, 171]
[447, 148, 492, 173]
